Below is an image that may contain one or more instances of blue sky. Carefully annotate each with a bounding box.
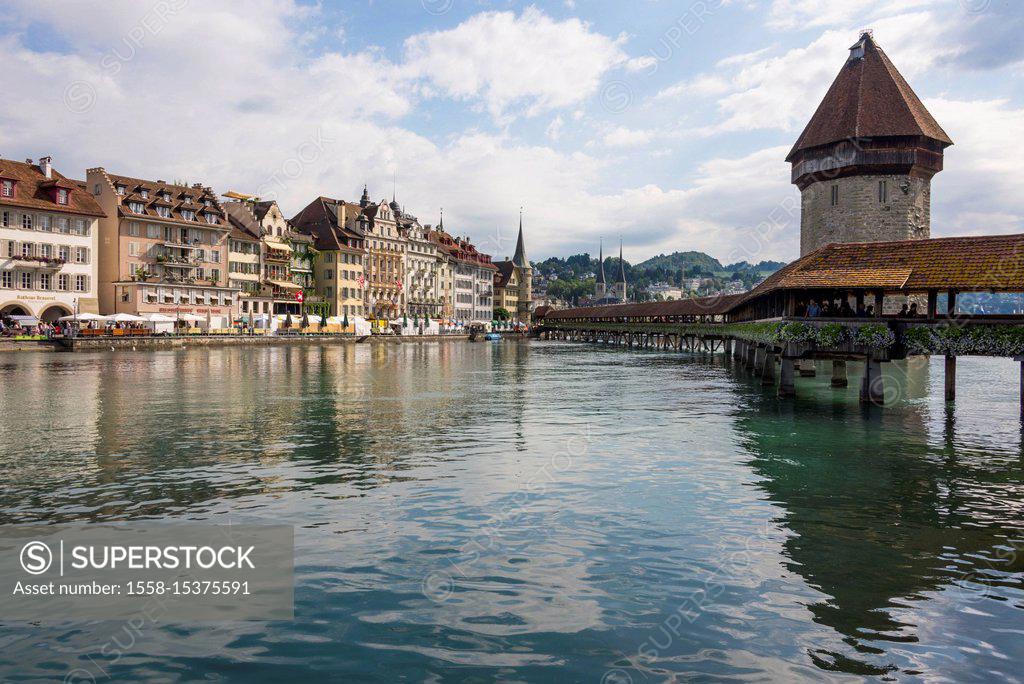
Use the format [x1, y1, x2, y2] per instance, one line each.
[1, 0, 1022, 264]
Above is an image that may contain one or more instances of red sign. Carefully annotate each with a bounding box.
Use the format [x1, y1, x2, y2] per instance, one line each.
[295, 291, 304, 303]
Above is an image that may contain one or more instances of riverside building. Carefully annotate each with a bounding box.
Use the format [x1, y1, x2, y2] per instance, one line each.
[223, 197, 316, 318]
[291, 196, 367, 318]
[87, 168, 239, 327]
[0, 156, 104, 321]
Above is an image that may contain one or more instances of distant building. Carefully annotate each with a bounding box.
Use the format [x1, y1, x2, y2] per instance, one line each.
[790, 32, 952, 256]
[611, 239, 627, 302]
[649, 283, 684, 300]
[593, 238, 627, 304]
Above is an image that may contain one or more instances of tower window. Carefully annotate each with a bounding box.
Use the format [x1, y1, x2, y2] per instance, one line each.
[830, 185, 839, 207]
[878, 180, 888, 203]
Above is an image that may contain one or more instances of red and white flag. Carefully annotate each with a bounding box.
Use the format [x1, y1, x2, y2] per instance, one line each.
[295, 290, 304, 303]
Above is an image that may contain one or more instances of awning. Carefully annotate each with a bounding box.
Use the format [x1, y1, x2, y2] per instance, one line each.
[264, 238, 293, 253]
[268, 280, 302, 290]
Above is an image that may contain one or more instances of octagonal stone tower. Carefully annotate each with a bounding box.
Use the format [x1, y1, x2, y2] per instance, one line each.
[789, 32, 953, 256]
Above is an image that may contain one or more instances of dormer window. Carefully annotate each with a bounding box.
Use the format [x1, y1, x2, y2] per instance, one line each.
[128, 201, 145, 214]
[156, 206, 171, 218]
[162, 192, 172, 202]
[116, 185, 126, 195]
[181, 209, 196, 221]
[203, 199, 212, 207]
[57, 188, 69, 205]
[205, 214, 219, 225]
[140, 189, 149, 199]
[1, 180, 13, 198]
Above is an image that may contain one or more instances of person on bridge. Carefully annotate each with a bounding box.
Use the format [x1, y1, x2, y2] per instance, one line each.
[807, 300, 822, 317]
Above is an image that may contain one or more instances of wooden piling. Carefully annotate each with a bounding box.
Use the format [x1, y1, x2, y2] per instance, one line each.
[944, 355, 956, 402]
[859, 357, 885, 405]
[779, 345, 796, 398]
[831, 359, 848, 388]
[762, 351, 777, 386]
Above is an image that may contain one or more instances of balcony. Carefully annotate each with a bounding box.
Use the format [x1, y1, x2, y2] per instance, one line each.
[163, 240, 202, 250]
[12, 255, 66, 270]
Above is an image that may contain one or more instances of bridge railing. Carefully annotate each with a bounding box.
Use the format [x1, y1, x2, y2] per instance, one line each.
[543, 317, 1024, 359]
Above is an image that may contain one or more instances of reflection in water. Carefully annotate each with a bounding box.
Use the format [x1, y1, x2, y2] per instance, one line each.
[0, 344, 1021, 682]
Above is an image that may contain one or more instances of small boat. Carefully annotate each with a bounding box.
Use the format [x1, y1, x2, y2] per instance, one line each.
[484, 332, 502, 341]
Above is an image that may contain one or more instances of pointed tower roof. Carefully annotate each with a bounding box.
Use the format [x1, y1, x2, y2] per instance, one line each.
[787, 32, 952, 162]
[617, 239, 627, 284]
[359, 184, 370, 207]
[596, 239, 606, 284]
[512, 209, 529, 269]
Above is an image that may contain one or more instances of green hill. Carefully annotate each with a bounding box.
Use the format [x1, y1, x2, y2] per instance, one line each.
[634, 251, 723, 274]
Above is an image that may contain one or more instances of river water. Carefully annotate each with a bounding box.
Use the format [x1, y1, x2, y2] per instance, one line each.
[0, 340, 1022, 682]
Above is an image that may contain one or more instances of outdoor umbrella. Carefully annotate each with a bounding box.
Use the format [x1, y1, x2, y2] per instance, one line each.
[301, 310, 309, 329]
[342, 313, 349, 329]
[285, 312, 293, 329]
[319, 313, 326, 330]
[403, 314, 408, 329]
[58, 313, 106, 322]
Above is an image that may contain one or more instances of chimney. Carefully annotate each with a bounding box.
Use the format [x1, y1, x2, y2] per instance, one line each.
[39, 156, 52, 179]
[25, 158, 32, 165]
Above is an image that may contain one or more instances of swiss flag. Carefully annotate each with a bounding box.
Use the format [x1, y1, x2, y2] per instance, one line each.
[295, 290, 304, 303]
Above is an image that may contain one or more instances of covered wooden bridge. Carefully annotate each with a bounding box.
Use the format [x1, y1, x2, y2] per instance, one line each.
[537, 234, 1024, 408]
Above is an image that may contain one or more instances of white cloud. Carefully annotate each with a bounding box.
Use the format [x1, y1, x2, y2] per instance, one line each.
[766, 0, 938, 30]
[928, 97, 1024, 236]
[545, 116, 565, 142]
[601, 127, 656, 148]
[402, 7, 638, 120]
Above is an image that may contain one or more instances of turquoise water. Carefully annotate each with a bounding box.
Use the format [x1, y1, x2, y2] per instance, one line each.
[0, 341, 1022, 682]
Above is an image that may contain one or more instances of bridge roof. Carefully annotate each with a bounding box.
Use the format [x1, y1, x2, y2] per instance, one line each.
[547, 293, 745, 320]
[750, 233, 1024, 296]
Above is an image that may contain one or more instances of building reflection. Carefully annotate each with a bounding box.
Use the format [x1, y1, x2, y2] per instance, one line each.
[734, 358, 1024, 674]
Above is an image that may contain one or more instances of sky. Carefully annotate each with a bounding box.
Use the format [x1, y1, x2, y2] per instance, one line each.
[1, 0, 1022, 266]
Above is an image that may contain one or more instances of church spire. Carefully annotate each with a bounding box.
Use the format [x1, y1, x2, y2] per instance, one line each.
[359, 184, 370, 207]
[596, 238, 606, 285]
[617, 238, 627, 284]
[512, 208, 529, 269]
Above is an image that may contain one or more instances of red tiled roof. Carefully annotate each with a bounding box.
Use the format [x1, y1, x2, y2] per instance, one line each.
[100, 171, 226, 228]
[0, 158, 105, 218]
[787, 33, 952, 161]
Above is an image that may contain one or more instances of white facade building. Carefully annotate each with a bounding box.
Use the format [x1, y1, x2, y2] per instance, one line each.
[0, 157, 104, 322]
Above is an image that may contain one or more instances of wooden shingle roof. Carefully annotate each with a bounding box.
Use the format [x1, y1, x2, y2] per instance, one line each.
[751, 234, 1024, 295]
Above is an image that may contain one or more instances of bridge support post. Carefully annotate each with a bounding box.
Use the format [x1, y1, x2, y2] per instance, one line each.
[762, 350, 777, 386]
[779, 345, 796, 398]
[859, 357, 885, 406]
[1017, 356, 1024, 418]
[831, 360, 848, 388]
[945, 355, 956, 402]
[745, 343, 757, 373]
[798, 360, 816, 377]
[754, 346, 765, 374]
[724, 338, 733, 357]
